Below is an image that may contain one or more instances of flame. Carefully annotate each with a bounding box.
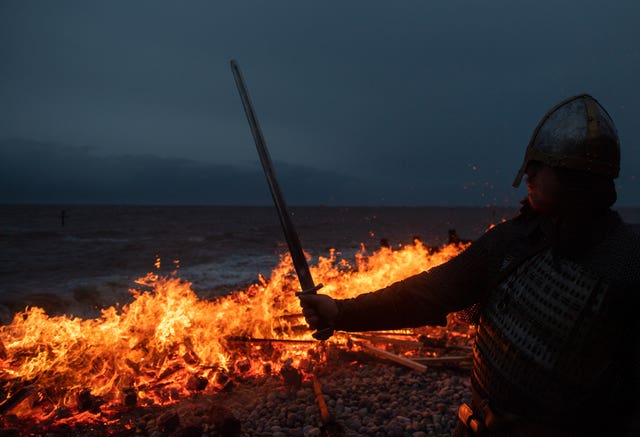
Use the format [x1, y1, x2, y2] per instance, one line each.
[0, 240, 467, 425]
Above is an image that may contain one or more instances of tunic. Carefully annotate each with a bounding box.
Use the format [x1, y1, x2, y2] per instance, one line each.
[333, 206, 640, 434]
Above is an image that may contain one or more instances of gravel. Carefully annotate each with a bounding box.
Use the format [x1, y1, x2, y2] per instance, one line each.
[12, 348, 470, 437]
[203, 356, 471, 437]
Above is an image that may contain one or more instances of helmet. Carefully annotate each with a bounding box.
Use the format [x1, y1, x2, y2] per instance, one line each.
[512, 94, 620, 187]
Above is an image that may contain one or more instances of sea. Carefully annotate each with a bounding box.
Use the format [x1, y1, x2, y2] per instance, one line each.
[1, 205, 639, 324]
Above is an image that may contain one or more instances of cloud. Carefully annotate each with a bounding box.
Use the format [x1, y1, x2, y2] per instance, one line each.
[0, 139, 373, 205]
[1, 2, 638, 207]
[1, 139, 503, 206]
[1, 137, 635, 207]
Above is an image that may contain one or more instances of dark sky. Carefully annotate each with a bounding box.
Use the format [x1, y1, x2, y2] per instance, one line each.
[1, 0, 639, 206]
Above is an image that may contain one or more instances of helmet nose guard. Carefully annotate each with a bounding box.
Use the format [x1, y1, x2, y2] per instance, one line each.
[513, 94, 620, 188]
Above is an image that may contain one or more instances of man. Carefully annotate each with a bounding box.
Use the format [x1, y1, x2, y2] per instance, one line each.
[300, 94, 640, 436]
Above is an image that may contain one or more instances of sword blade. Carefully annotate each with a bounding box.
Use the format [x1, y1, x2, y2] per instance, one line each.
[231, 60, 333, 340]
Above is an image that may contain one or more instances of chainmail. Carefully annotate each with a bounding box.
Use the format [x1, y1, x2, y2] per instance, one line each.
[472, 219, 640, 423]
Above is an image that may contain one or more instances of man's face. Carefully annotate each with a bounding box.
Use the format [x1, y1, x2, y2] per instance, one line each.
[525, 161, 563, 214]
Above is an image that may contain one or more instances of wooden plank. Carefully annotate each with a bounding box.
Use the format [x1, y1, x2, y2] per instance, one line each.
[226, 336, 316, 344]
[312, 373, 331, 424]
[411, 355, 472, 363]
[355, 340, 427, 373]
[0, 385, 36, 414]
[350, 333, 423, 347]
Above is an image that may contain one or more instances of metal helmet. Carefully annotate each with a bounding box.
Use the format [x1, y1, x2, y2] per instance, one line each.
[512, 94, 620, 187]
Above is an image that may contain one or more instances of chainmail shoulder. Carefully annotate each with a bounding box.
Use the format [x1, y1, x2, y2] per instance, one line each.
[580, 213, 640, 287]
[471, 211, 640, 421]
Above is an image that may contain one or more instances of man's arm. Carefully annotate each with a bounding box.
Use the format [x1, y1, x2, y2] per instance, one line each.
[331, 224, 507, 332]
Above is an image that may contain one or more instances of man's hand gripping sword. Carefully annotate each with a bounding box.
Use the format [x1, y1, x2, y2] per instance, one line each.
[231, 60, 334, 341]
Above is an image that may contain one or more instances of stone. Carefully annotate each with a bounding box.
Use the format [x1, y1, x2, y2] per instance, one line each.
[156, 411, 180, 433]
[305, 427, 322, 437]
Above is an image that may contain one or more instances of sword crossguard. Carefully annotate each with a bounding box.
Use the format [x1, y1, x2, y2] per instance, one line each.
[295, 283, 324, 296]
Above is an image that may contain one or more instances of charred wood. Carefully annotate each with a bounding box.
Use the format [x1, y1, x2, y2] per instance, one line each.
[273, 325, 309, 336]
[280, 358, 302, 391]
[0, 385, 36, 414]
[125, 358, 141, 375]
[411, 355, 472, 366]
[213, 371, 234, 393]
[121, 387, 137, 407]
[183, 337, 201, 365]
[186, 375, 208, 392]
[234, 358, 251, 374]
[418, 335, 449, 348]
[150, 348, 168, 368]
[77, 388, 103, 414]
[183, 350, 200, 365]
[226, 336, 316, 344]
[157, 364, 182, 381]
[132, 339, 149, 353]
[54, 405, 72, 420]
[361, 331, 415, 337]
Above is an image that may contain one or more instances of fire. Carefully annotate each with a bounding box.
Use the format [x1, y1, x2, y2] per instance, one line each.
[0, 239, 467, 426]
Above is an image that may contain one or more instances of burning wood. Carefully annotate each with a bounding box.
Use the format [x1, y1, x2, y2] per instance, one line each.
[418, 334, 449, 348]
[350, 332, 424, 347]
[312, 372, 331, 424]
[311, 372, 344, 437]
[121, 387, 137, 407]
[77, 388, 103, 413]
[226, 336, 316, 344]
[346, 328, 474, 373]
[280, 358, 302, 392]
[186, 374, 209, 392]
[412, 355, 472, 366]
[0, 385, 37, 414]
[183, 336, 201, 364]
[157, 364, 183, 381]
[234, 358, 251, 374]
[125, 358, 141, 375]
[353, 340, 428, 373]
[0, 239, 469, 432]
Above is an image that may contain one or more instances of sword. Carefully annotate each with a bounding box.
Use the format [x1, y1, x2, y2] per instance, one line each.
[231, 60, 334, 341]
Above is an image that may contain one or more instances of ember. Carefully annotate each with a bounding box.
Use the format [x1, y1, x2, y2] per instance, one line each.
[0, 240, 471, 434]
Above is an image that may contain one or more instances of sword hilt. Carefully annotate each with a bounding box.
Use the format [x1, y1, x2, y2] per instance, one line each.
[311, 326, 335, 341]
[296, 284, 335, 341]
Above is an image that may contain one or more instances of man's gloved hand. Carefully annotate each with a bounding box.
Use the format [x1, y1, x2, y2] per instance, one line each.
[298, 293, 339, 330]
